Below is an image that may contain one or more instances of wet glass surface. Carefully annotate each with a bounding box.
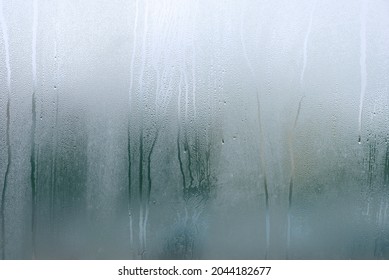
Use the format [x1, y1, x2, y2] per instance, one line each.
[1, 0, 389, 259]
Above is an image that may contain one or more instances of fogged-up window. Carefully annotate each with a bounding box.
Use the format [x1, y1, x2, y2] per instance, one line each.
[0, 0, 389, 259]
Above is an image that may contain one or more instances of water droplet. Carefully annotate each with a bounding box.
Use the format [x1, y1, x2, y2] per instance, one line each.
[221, 139, 224, 144]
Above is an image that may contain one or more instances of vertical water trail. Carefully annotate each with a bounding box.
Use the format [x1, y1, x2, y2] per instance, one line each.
[30, 0, 38, 259]
[127, 0, 139, 252]
[137, 2, 148, 257]
[240, 15, 256, 83]
[153, 68, 161, 115]
[186, 133, 194, 192]
[374, 198, 386, 256]
[129, 0, 139, 98]
[177, 130, 186, 191]
[256, 100, 270, 259]
[240, 10, 270, 259]
[138, 129, 144, 256]
[286, 177, 293, 258]
[191, 3, 197, 119]
[32, 0, 38, 89]
[300, 0, 317, 87]
[50, 5, 59, 236]
[184, 70, 189, 123]
[0, 0, 10, 90]
[143, 68, 167, 252]
[127, 132, 133, 251]
[177, 75, 187, 196]
[358, 0, 367, 143]
[182, 71, 194, 192]
[0, 0, 11, 260]
[285, 2, 317, 257]
[286, 96, 304, 259]
[145, 70, 175, 244]
[144, 127, 159, 250]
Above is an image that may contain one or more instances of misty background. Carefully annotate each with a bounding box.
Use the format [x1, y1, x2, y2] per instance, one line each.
[0, 0, 389, 259]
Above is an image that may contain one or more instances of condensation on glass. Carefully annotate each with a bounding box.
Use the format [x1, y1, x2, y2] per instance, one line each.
[0, 0, 389, 259]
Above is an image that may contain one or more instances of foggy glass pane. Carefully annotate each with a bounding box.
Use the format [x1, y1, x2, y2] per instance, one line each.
[1, 0, 389, 259]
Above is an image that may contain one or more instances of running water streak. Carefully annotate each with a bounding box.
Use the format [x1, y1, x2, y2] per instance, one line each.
[0, 0, 11, 260]
[240, 9, 270, 259]
[32, 0, 38, 89]
[50, 3, 59, 234]
[300, 0, 317, 87]
[191, 4, 197, 120]
[127, 0, 139, 252]
[137, 2, 148, 256]
[30, 0, 39, 259]
[0, 0, 10, 89]
[286, 96, 304, 259]
[358, 0, 367, 142]
[129, 0, 139, 101]
[177, 76, 186, 193]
